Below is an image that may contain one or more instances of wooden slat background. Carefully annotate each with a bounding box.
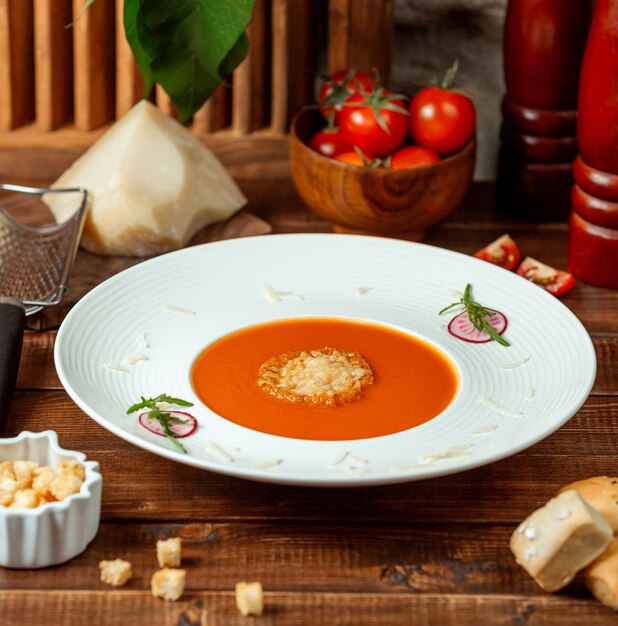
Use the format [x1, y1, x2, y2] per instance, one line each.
[34, 0, 73, 130]
[0, 0, 35, 131]
[0, 0, 400, 181]
[0, 0, 327, 139]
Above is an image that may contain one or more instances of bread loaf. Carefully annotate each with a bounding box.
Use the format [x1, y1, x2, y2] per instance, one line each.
[510, 489, 612, 591]
[559, 476, 618, 533]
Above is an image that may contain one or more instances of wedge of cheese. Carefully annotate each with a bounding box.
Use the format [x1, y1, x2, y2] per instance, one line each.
[45, 100, 246, 256]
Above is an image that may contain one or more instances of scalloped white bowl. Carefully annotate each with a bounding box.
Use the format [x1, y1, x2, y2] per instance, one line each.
[0, 431, 102, 568]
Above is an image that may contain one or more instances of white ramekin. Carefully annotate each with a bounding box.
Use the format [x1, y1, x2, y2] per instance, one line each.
[0, 430, 102, 568]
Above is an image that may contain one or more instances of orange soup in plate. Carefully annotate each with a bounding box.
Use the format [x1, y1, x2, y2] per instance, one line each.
[191, 317, 459, 441]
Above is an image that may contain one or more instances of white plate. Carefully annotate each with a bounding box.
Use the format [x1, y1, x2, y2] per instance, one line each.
[54, 234, 596, 486]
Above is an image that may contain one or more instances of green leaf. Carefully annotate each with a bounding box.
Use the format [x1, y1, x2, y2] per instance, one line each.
[124, 0, 155, 96]
[130, 0, 255, 122]
[156, 394, 193, 407]
[219, 31, 249, 80]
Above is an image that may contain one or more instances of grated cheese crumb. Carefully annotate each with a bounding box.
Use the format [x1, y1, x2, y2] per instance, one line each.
[500, 357, 530, 370]
[264, 284, 292, 302]
[103, 363, 129, 373]
[254, 458, 282, 470]
[329, 451, 349, 466]
[523, 387, 536, 400]
[390, 463, 435, 473]
[136, 333, 150, 350]
[123, 352, 149, 365]
[478, 394, 523, 417]
[165, 304, 196, 315]
[205, 441, 234, 464]
[348, 454, 368, 465]
[418, 444, 472, 464]
[471, 424, 497, 435]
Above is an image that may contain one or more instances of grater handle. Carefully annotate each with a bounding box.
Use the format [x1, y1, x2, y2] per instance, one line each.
[0, 299, 25, 428]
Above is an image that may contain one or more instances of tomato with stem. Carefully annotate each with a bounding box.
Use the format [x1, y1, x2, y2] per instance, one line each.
[339, 86, 409, 157]
[318, 68, 374, 123]
[409, 60, 476, 155]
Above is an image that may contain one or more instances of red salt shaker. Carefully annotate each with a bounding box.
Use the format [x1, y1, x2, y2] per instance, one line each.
[497, 0, 592, 220]
[568, 0, 618, 289]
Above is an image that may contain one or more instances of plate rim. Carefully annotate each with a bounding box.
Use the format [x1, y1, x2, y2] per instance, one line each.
[54, 233, 597, 487]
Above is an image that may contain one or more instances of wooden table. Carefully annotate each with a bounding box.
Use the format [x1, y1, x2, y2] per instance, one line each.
[2, 180, 617, 625]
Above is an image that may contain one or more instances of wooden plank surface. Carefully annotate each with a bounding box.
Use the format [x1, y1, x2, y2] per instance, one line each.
[34, 0, 73, 130]
[1, 591, 615, 626]
[0, 0, 35, 130]
[3, 180, 618, 624]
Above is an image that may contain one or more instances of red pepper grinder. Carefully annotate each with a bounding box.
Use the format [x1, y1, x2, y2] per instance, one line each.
[568, 0, 618, 289]
[497, 0, 592, 220]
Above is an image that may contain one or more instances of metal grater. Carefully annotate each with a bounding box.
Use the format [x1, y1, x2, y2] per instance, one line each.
[0, 183, 88, 425]
[0, 184, 88, 315]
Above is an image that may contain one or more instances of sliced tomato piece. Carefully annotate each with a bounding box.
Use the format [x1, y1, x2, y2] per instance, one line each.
[516, 256, 576, 296]
[474, 234, 521, 271]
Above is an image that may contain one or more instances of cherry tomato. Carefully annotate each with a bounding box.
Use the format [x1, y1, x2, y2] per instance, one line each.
[334, 150, 378, 167]
[474, 234, 521, 271]
[409, 87, 476, 155]
[308, 127, 350, 158]
[389, 146, 441, 170]
[339, 89, 409, 157]
[318, 69, 374, 122]
[516, 256, 576, 296]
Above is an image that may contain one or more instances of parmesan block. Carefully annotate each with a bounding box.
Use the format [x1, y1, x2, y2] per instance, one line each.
[510, 490, 612, 592]
[585, 537, 618, 610]
[45, 100, 246, 256]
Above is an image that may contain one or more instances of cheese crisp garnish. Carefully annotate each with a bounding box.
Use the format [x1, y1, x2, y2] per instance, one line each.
[257, 347, 374, 406]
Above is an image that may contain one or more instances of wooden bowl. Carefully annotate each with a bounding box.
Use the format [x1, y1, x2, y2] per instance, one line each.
[290, 109, 476, 240]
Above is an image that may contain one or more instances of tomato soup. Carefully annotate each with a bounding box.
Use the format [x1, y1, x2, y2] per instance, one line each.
[191, 318, 458, 441]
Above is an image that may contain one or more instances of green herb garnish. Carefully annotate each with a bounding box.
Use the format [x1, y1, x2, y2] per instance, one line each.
[439, 283, 510, 347]
[127, 394, 194, 453]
